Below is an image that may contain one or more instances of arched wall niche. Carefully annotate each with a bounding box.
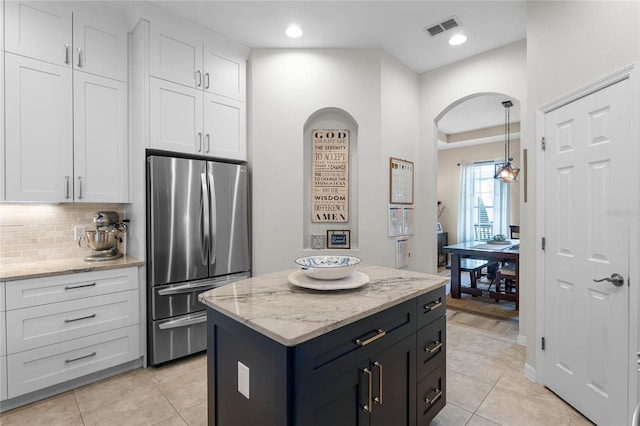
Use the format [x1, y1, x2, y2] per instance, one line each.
[302, 107, 359, 250]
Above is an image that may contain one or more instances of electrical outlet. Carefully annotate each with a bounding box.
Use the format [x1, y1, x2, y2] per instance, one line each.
[74, 226, 86, 241]
[237, 361, 250, 399]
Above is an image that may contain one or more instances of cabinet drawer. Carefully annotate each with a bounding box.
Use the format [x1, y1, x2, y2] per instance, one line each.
[417, 286, 446, 328]
[6, 290, 138, 354]
[5, 267, 137, 309]
[417, 362, 446, 425]
[417, 316, 446, 380]
[7, 325, 139, 398]
[295, 300, 416, 398]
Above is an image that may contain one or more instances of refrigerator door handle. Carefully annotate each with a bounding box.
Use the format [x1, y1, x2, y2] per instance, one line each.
[201, 173, 210, 266]
[158, 312, 207, 330]
[208, 172, 217, 266]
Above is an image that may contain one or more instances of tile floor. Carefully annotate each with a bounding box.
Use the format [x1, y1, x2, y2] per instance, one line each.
[0, 311, 593, 426]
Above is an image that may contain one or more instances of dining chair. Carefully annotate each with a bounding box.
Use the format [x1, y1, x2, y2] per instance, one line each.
[494, 264, 518, 309]
[509, 225, 520, 239]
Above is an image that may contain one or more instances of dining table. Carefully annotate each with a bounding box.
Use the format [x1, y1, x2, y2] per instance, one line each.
[443, 239, 519, 304]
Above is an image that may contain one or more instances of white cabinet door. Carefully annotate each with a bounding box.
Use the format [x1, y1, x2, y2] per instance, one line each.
[4, 1, 72, 67]
[72, 6, 128, 82]
[5, 54, 73, 202]
[74, 72, 128, 202]
[203, 44, 246, 101]
[0, 356, 6, 402]
[150, 20, 203, 89]
[150, 77, 203, 155]
[204, 93, 247, 161]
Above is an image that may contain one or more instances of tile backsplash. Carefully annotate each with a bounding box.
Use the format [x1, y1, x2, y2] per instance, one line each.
[0, 204, 126, 265]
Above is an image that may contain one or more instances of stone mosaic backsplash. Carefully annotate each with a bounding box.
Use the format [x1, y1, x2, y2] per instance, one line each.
[0, 204, 126, 265]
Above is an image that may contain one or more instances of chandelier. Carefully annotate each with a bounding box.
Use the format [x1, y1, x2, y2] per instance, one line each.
[494, 100, 520, 183]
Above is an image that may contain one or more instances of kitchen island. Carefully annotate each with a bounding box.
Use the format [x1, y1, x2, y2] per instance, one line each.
[198, 264, 448, 426]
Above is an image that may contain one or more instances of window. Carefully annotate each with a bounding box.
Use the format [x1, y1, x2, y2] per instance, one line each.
[472, 163, 496, 240]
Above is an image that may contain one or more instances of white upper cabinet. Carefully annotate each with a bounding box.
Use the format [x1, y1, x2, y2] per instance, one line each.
[204, 93, 246, 161]
[203, 39, 246, 101]
[4, 1, 72, 67]
[74, 72, 128, 202]
[72, 5, 129, 82]
[150, 19, 203, 88]
[5, 54, 73, 202]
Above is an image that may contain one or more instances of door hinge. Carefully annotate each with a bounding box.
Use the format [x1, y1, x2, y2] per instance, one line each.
[541, 337, 546, 350]
[542, 237, 546, 250]
[541, 137, 546, 151]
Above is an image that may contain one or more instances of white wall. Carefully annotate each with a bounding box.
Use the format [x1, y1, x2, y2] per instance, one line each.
[250, 49, 420, 274]
[526, 0, 640, 383]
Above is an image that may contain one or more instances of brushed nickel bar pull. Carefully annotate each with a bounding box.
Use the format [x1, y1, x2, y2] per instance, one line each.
[65, 313, 96, 323]
[65, 282, 96, 290]
[424, 301, 442, 312]
[77, 47, 83, 68]
[65, 176, 70, 199]
[425, 388, 442, 405]
[197, 132, 203, 152]
[425, 341, 443, 354]
[64, 44, 70, 64]
[206, 134, 210, 153]
[356, 329, 386, 347]
[196, 70, 202, 87]
[78, 176, 83, 199]
[374, 361, 383, 404]
[205, 72, 210, 89]
[65, 352, 96, 364]
[362, 368, 372, 413]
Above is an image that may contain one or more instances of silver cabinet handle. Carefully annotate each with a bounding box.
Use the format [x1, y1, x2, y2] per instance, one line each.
[77, 47, 83, 68]
[373, 361, 383, 404]
[64, 282, 96, 290]
[356, 329, 386, 347]
[200, 173, 210, 266]
[65, 176, 70, 199]
[362, 368, 372, 413]
[205, 72, 210, 89]
[65, 44, 70, 64]
[77, 176, 83, 199]
[196, 70, 202, 87]
[158, 313, 207, 330]
[208, 173, 217, 266]
[65, 313, 96, 323]
[426, 388, 442, 405]
[425, 340, 443, 353]
[424, 301, 442, 312]
[206, 134, 210, 153]
[65, 352, 96, 364]
[593, 273, 624, 287]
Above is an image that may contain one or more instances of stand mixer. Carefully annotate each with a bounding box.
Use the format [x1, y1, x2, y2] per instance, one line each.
[78, 211, 128, 261]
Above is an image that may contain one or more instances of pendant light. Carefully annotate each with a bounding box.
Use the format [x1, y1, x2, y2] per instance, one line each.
[494, 100, 520, 183]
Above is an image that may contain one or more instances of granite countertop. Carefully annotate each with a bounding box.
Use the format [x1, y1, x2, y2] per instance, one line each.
[0, 256, 145, 281]
[198, 264, 447, 347]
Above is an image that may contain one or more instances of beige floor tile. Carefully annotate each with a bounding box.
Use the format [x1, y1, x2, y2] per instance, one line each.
[431, 402, 474, 426]
[447, 349, 510, 386]
[179, 400, 207, 426]
[0, 391, 81, 426]
[74, 367, 153, 414]
[494, 363, 546, 397]
[152, 363, 207, 412]
[81, 384, 178, 426]
[569, 411, 595, 425]
[152, 415, 188, 426]
[147, 354, 206, 383]
[466, 413, 502, 425]
[476, 385, 574, 426]
[446, 369, 494, 412]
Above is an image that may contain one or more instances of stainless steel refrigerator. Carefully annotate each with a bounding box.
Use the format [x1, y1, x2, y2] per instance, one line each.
[147, 154, 251, 365]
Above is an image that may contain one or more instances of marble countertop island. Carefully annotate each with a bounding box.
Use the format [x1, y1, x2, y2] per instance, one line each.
[198, 264, 447, 346]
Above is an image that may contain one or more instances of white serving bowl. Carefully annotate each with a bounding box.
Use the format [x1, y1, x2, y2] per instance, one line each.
[295, 255, 362, 280]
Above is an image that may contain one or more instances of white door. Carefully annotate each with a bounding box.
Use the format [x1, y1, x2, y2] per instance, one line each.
[149, 77, 203, 155]
[203, 93, 246, 161]
[543, 78, 631, 425]
[203, 43, 246, 101]
[5, 54, 73, 202]
[72, 6, 128, 82]
[4, 1, 72, 67]
[149, 20, 203, 89]
[74, 72, 128, 203]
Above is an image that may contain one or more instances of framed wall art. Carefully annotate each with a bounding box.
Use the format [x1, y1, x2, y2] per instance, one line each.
[327, 229, 351, 249]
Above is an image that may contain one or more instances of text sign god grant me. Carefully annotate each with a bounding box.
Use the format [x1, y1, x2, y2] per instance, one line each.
[312, 129, 349, 223]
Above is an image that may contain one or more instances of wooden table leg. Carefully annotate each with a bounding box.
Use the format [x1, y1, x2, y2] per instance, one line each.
[451, 253, 461, 299]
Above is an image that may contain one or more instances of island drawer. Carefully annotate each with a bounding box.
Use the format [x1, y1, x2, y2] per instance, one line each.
[417, 316, 446, 380]
[295, 299, 416, 398]
[417, 362, 446, 425]
[417, 286, 446, 328]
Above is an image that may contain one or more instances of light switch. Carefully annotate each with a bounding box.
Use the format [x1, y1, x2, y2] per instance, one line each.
[238, 361, 250, 399]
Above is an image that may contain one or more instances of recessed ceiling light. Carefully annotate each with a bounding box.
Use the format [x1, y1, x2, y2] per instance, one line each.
[285, 25, 303, 38]
[448, 34, 467, 46]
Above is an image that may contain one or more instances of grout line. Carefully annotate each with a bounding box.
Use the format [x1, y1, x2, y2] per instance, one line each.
[72, 390, 87, 426]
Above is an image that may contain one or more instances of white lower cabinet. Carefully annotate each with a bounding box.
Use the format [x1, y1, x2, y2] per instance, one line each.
[0, 356, 7, 402]
[3, 267, 140, 400]
[1, 281, 6, 402]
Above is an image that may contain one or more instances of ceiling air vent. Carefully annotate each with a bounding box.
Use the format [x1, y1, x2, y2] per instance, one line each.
[424, 16, 460, 37]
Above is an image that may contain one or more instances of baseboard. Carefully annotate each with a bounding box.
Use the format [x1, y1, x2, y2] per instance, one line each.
[524, 362, 536, 383]
[517, 334, 527, 347]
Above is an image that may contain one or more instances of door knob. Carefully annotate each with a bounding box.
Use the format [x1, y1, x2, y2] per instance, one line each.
[593, 273, 624, 287]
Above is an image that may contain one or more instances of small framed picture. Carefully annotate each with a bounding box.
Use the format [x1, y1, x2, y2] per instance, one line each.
[327, 230, 351, 249]
[310, 234, 325, 250]
[436, 223, 443, 233]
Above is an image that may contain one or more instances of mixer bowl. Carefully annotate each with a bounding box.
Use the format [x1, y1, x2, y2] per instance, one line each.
[84, 229, 119, 251]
